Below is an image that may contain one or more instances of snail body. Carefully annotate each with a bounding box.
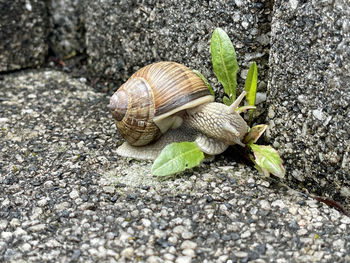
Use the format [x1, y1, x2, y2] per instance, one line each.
[109, 61, 248, 160]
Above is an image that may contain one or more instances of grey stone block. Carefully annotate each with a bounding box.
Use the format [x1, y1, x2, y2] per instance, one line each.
[84, 0, 273, 94]
[47, 0, 85, 58]
[0, 0, 48, 72]
[267, 0, 350, 205]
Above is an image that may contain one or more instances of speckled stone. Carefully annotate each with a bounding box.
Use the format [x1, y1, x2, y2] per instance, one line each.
[0, 0, 48, 72]
[47, 0, 85, 58]
[1, 5, 350, 262]
[84, 0, 272, 97]
[266, 0, 350, 209]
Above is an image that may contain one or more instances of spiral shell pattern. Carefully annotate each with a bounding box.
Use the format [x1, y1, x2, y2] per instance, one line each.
[109, 62, 213, 146]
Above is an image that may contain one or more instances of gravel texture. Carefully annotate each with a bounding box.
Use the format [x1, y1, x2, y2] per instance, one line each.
[0, 0, 48, 72]
[266, 0, 350, 208]
[1, 70, 350, 262]
[47, 0, 85, 58]
[84, 0, 272, 97]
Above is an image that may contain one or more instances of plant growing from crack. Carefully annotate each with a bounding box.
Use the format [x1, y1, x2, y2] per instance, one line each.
[152, 28, 285, 178]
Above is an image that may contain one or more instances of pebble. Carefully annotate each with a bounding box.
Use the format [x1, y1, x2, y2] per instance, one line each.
[103, 186, 115, 194]
[142, 218, 152, 228]
[1, 232, 13, 240]
[312, 109, 326, 121]
[37, 198, 49, 206]
[0, 241, 6, 251]
[10, 218, 20, 227]
[341, 216, 350, 224]
[259, 200, 271, 210]
[181, 231, 194, 240]
[173, 225, 185, 234]
[175, 255, 192, 263]
[69, 189, 80, 199]
[0, 220, 8, 230]
[164, 253, 175, 261]
[168, 235, 178, 245]
[333, 239, 345, 250]
[297, 229, 308, 236]
[79, 202, 95, 210]
[234, 251, 248, 258]
[288, 206, 298, 215]
[218, 255, 229, 262]
[180, 240, 197, 250]
[271, 200, 286, 209]
[46, 239, 61, 247]
[28, 224, 46, 232]
[241, 230, 251, 238]
[31, 207, 43, 219]
[182, 248, 195, 257]
[21, 243, 32, 252]
[55, 202, 70, 211]
[147, 256, 162, 263]
[121, 247, 134, 258]
[14, 227, 27, 237]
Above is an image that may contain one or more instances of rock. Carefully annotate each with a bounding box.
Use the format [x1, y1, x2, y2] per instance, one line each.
[141, 218, 152, 228]
[20, 243, 31, 252]
[0, 0, 48, 72]
[271, 200, 286, 209]
[241, 230, 251, 239]
[182, 248, 195, 257]
[121, 247, 134, 258]
[1, 232, 13, 241]
[28, 224, 46, 232]
[69, 189, 80, 199]
[47, 0, 85, 58]
[0, 220, 8, 230]
[175, 255, 192, 263]
[181, 231, 194, 240]
[180, 240, 197, 250]
[146, 256, 162, 263]
[84, 0, 272, 93]
[234, 251, 248, 258]
[267, 0, 350, 208]
[259, 200, 271, 210]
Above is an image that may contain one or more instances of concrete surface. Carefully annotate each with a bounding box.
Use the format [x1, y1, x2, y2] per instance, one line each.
[266, 0, 350, 207]
[0, 70, 349, 262]
[47, 0, 85, 58]
[0, 0, 48, 72]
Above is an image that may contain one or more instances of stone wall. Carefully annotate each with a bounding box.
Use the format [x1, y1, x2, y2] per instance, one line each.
[0, 0, 48, 71]
[47, 0, 85, 58]
[267, 0, 350, 204]
[84, 0, 272, 93]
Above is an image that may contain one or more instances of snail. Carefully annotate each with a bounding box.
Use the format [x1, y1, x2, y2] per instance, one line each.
[109, 61, 248, 160]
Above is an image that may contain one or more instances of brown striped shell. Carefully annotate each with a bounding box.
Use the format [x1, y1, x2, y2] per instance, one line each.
[109, 62, 214, 146]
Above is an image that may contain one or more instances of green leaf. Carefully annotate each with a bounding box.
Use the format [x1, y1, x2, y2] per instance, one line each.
[211, 28, 239, 103]
[249, 144, 285, 178]
[223, 96, 231, 106]
[244, 62, 258, 124]
[236, 105, 256, 114]
[151, 142, 204, 176]
[243, 124, 267, 145]
[193, 69, 215, 97]
[245, 62, 258, 105]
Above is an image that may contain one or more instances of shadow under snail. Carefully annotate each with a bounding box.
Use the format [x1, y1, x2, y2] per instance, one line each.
[109, 61, 248, 160]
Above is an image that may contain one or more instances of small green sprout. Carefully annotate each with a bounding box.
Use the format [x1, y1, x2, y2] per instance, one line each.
[152, 28, 284, 178]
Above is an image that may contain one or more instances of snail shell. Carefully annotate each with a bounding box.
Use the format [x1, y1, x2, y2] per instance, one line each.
[109, 62, 214, 146]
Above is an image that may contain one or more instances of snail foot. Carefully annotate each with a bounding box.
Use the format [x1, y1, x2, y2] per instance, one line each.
[195, 134, 228, 155]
